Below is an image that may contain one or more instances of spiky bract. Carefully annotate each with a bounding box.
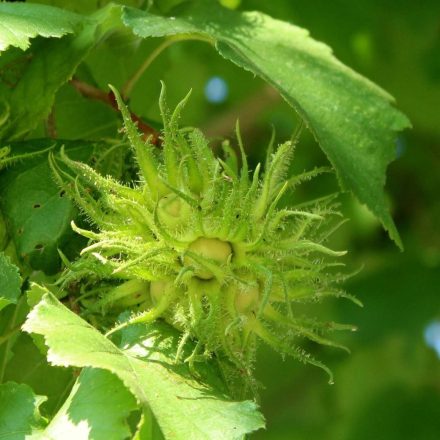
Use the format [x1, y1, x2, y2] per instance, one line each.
[51, 84, 356, 395]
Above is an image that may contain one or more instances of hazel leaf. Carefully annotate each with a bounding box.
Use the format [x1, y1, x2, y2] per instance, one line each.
[0, 3, 83, 52]
[0, 140, 104, 274]
[0, 4, 120, 141]
[0, 251, 21, 312]
[23, 291, 265, 440]
[122, 0, 410, 248]
[43, 368, 137, 440]
[0, 382, 47, 439]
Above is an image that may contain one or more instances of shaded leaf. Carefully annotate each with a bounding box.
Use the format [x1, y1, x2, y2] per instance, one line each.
[0, 381, 46, 439]
[134, 408, 165, 440]
[0, 211, 7, 250]
[0, 251, 21, 312]
[0, 4, 120, 141]
[0, 3, 83, 52]
[23, 291, 265, 440]
[44, 368, 137, 440]
[52, 83, 119, 140]
[122, 1, 410, 247]
[0, 140, 98, 274]
[3, 333, 74, 416]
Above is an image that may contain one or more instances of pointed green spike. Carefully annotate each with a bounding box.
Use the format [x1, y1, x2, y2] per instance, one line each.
[235, 120, 249, 192]
[110, 84, 167, 198]
[159, 81, 180, 187]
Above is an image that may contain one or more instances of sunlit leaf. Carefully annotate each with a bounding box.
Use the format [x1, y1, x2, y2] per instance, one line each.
[23, 291, 265, 440]
[0, 3, 83, 52]
[43, 368, 137, 440]
[0, 4, 120, 141]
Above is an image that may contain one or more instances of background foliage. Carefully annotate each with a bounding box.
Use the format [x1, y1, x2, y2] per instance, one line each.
[0, 0, 439, 439]
[247, 1, 440, 438]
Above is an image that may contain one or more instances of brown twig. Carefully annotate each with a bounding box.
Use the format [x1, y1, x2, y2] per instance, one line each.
[69, 78, 160, 145]
[45, 107, 57, 139]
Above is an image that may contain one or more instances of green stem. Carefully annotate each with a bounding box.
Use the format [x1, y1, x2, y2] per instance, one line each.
[122, 35, 214, 99]
[51, 374, 76, 418]
[122, 39, 175, 99]
[0, 297, 25, 383]
[0, 325, 21, 347]
[105, 286, 175, 337]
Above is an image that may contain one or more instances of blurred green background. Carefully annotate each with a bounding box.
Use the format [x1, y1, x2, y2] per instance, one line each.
[246, 1, 440, 439]
[27, 0, 440, 438]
